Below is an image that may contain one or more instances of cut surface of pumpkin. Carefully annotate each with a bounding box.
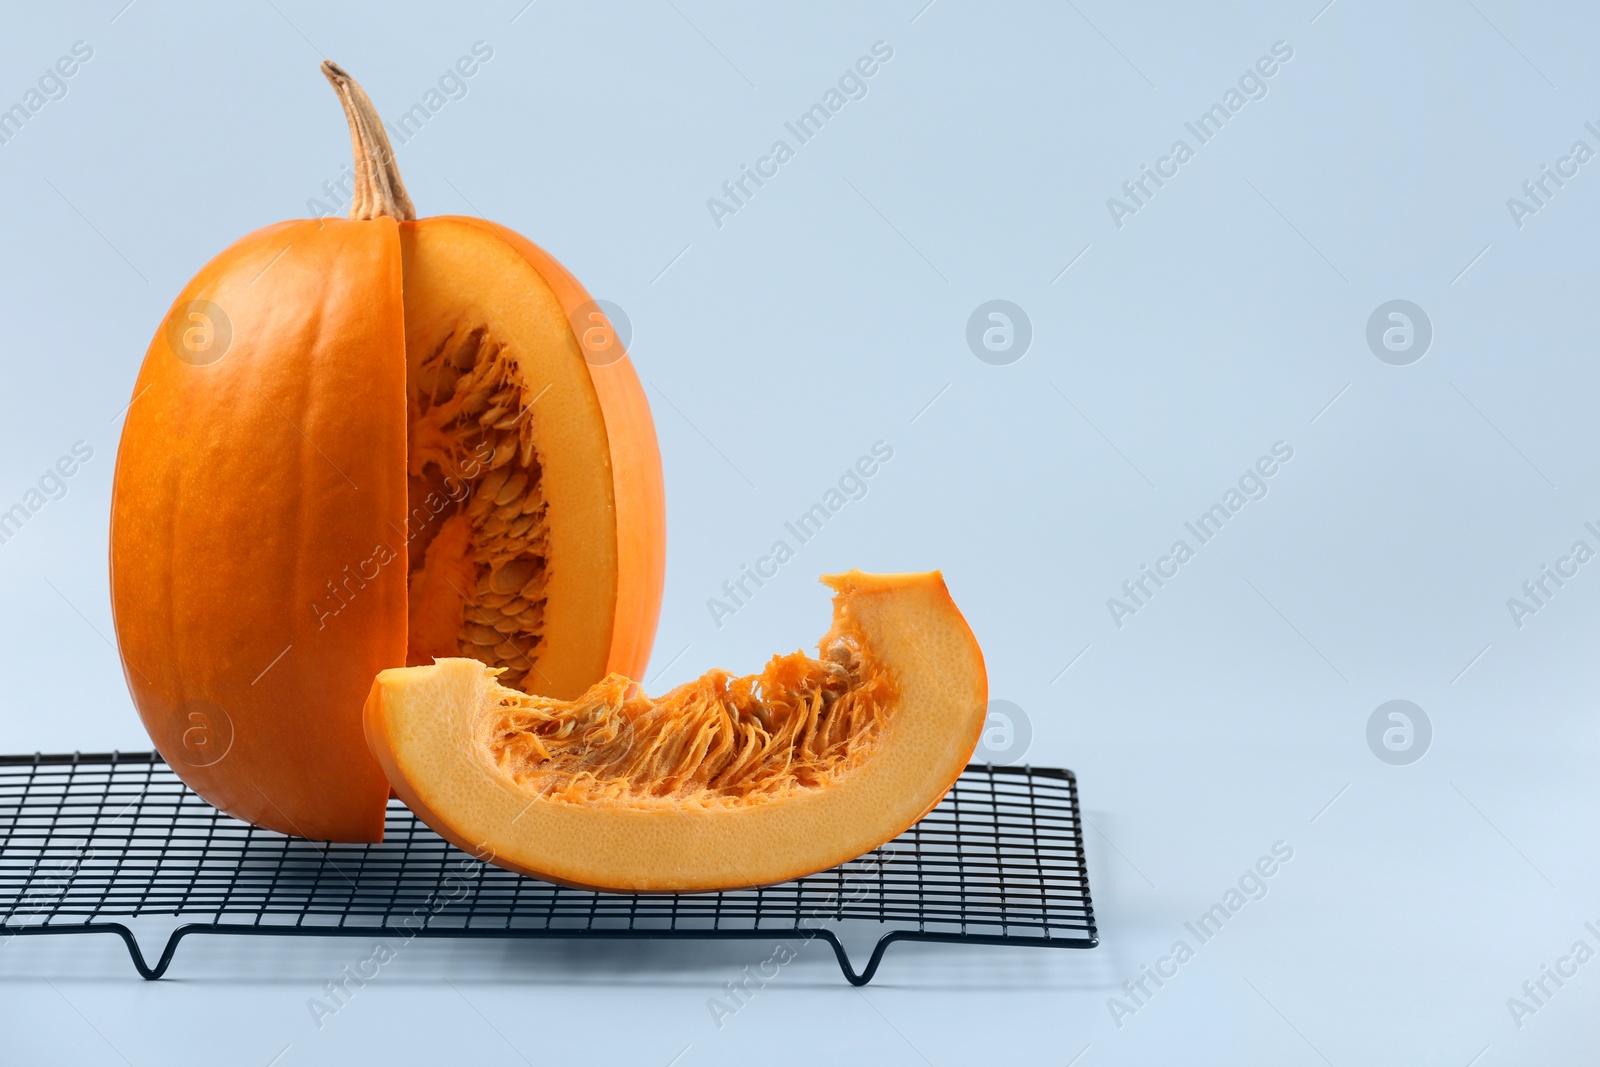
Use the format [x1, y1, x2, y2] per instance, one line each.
[365, 571, 988, 892]
[109, 63, 664, 842]
[397, 218, 629, 699]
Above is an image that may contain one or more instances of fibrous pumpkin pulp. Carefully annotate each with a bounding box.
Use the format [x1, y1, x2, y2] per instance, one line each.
[110, 63, 664, 842]
[365, 571, 988, 892]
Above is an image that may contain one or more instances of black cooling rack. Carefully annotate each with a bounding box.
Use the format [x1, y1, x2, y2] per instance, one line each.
[0, 752, 1096, 983]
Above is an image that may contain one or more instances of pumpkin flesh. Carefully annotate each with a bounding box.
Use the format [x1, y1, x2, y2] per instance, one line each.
[399, 218, 622, 699]
[364, 571, 987, 891]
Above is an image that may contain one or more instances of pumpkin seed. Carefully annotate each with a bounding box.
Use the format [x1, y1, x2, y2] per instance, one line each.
[477, 590, 517, 611]
[490, 557, 538, 594]
[495, 472, 527, 506]
[412, 319, 553, 688]
[464, 622, 502, 646]
[476, 466, 510, 501]
[449, 328, 484, 370]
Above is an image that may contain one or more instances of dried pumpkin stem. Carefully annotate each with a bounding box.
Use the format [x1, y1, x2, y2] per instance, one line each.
[320, 60, 416, 222]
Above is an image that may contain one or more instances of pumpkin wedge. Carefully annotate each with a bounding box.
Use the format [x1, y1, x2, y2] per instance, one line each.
[364, 571, 987, 892]
[109, 63, 664, 842]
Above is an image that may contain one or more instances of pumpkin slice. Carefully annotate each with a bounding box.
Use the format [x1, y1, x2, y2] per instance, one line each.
[365, 571, 987, 892]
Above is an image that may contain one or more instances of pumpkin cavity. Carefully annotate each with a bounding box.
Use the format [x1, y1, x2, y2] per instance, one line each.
[476, 633, 897, 810]
[404, 322, 549, 691]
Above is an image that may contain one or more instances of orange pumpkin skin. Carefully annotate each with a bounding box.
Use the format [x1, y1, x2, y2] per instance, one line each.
[111, 69, 666, 842]
[112, 218, 407, 841]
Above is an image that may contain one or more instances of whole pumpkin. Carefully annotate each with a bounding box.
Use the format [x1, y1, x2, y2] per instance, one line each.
[110, 63, 665, 842]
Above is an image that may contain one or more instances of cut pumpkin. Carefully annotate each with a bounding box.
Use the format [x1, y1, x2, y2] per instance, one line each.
[365, 571, 988, 892]
[109, 63, 664, 841]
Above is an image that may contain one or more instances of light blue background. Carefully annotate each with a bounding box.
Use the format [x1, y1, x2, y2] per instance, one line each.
[2, 1, 1598, 1063]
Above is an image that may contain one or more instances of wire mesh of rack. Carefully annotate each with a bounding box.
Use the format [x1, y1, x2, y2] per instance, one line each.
[0, 752, 1095, 983]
